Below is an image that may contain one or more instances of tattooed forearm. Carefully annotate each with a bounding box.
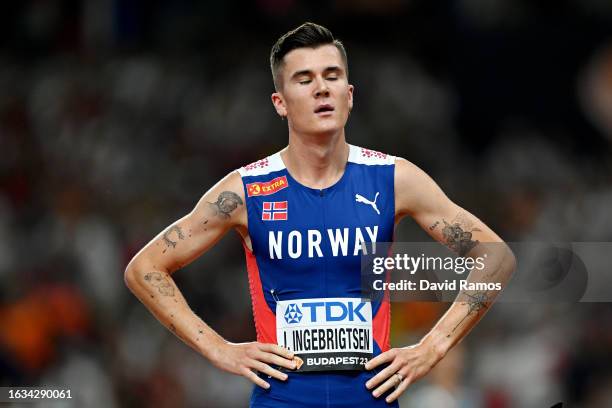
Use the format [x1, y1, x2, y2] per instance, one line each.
[441, 213, 481, 256]
[429, 221, 440, 231]
[144, 272, 175, 296]
[207, 191, 243, 219]
[162, 225, 185, 251]
[447, 290, 490, 337]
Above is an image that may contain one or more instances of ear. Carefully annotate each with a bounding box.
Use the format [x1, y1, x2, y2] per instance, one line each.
[271, 92, 287, 118]
[348, 84, 354, 112]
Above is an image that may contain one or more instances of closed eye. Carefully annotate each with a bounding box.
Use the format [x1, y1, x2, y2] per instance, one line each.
[299, 80, 312, 85]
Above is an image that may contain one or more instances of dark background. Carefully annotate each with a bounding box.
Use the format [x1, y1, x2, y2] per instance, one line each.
[1, 0, 612, 406]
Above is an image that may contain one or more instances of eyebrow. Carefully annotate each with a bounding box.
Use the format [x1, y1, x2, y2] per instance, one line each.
[290, 66, 343, 81]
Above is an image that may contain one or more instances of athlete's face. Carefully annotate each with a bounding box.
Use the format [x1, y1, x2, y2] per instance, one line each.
[272, 45, 353, 136]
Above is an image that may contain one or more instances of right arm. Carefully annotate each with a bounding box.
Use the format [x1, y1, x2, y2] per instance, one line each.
[124, 171, 295, 389]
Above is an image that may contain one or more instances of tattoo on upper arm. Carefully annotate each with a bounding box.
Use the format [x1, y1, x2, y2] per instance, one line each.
[447, 290, 490, 338]
[144, 272, 175, 296]
[442, 213, 480, 256]
[207, 191, 243, 219]
[162, 225, 185, 252]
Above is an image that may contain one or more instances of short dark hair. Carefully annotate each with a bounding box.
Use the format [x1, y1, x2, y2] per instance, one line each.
[270, 22, 348, 90]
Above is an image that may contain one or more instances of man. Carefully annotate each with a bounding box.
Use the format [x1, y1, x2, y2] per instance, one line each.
[125, 22, 515, 407]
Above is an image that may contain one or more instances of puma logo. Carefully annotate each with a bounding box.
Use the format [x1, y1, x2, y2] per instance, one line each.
[355, 192, 380, 215]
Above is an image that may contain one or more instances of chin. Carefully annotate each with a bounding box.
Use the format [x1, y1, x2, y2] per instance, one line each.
[309, 119, 344, 135]
[311, 124, 341, 136]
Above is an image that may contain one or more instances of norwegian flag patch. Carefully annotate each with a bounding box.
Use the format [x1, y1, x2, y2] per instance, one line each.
[262, 201, 288, 221]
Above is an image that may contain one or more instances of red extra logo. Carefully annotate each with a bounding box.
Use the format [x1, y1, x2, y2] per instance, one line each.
[246, 176, 289, 197]
[262, 201, 288, 221]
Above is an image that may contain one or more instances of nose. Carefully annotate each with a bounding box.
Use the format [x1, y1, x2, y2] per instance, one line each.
[314, 77, 330, 98]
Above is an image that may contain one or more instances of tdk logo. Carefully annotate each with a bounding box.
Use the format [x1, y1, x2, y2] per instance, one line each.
[284, 304, 303, 324]
[299, 301, 367, 323]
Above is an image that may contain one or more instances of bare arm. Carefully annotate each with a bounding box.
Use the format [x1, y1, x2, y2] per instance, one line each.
[394, 158, 515, 348]
[366, 157, 516, 402]
[124, 171, 294, 389]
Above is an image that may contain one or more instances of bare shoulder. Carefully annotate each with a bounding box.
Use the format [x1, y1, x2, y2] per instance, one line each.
[394, 157, 449, 219]
[394, 157, 431, 181]
[191, 170, 246, 230]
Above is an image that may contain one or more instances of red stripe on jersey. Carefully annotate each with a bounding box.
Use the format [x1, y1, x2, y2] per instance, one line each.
[262, 202, 272, 211]
[273, 201, 287, 210]
[262, 212, 271, 221]
[373, 241, 394, 352]
[372, 293, 391, 352]
[242, 241, 276, 344]
[272, 212, 287, 220]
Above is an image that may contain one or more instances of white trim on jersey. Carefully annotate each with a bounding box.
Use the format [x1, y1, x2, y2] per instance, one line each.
[347, 144, 395, 166]
[238, 144, 394, 177]
[237, 152, 285, 177]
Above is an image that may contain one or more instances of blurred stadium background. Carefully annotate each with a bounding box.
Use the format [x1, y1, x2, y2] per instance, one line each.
[2, 0, 612, 407]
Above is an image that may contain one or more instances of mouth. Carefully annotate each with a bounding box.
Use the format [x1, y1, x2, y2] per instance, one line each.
[314, 104, 335, 115]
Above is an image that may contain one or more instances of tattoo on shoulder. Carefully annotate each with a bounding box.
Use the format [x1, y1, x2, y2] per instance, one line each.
[442, 213, 480, 256]
[447, 290, 490, 338]
[162, 225, 185, 252]
[144, 272, 175, 296]
[207, 191, 243, 219]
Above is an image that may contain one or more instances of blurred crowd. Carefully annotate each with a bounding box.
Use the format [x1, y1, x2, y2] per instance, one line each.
[1, 0, 612, 407]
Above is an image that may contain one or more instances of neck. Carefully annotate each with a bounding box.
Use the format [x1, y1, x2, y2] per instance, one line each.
[281, 128, 349, 190]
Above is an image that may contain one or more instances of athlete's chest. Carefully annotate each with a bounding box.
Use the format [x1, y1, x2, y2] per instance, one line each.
[248, 170, 388, 221]
[246, 169, 394, 261]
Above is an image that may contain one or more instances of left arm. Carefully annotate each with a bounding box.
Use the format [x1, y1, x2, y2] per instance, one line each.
[365, 157, 516, 403]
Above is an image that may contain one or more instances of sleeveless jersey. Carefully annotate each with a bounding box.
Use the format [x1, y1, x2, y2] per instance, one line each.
[238, 144, 398, 408]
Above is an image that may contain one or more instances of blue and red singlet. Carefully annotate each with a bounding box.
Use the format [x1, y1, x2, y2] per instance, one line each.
[238, 144, 398, 408]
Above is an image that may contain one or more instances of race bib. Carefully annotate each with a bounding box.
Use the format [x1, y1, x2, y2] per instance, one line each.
[276, 297, 373, 371]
